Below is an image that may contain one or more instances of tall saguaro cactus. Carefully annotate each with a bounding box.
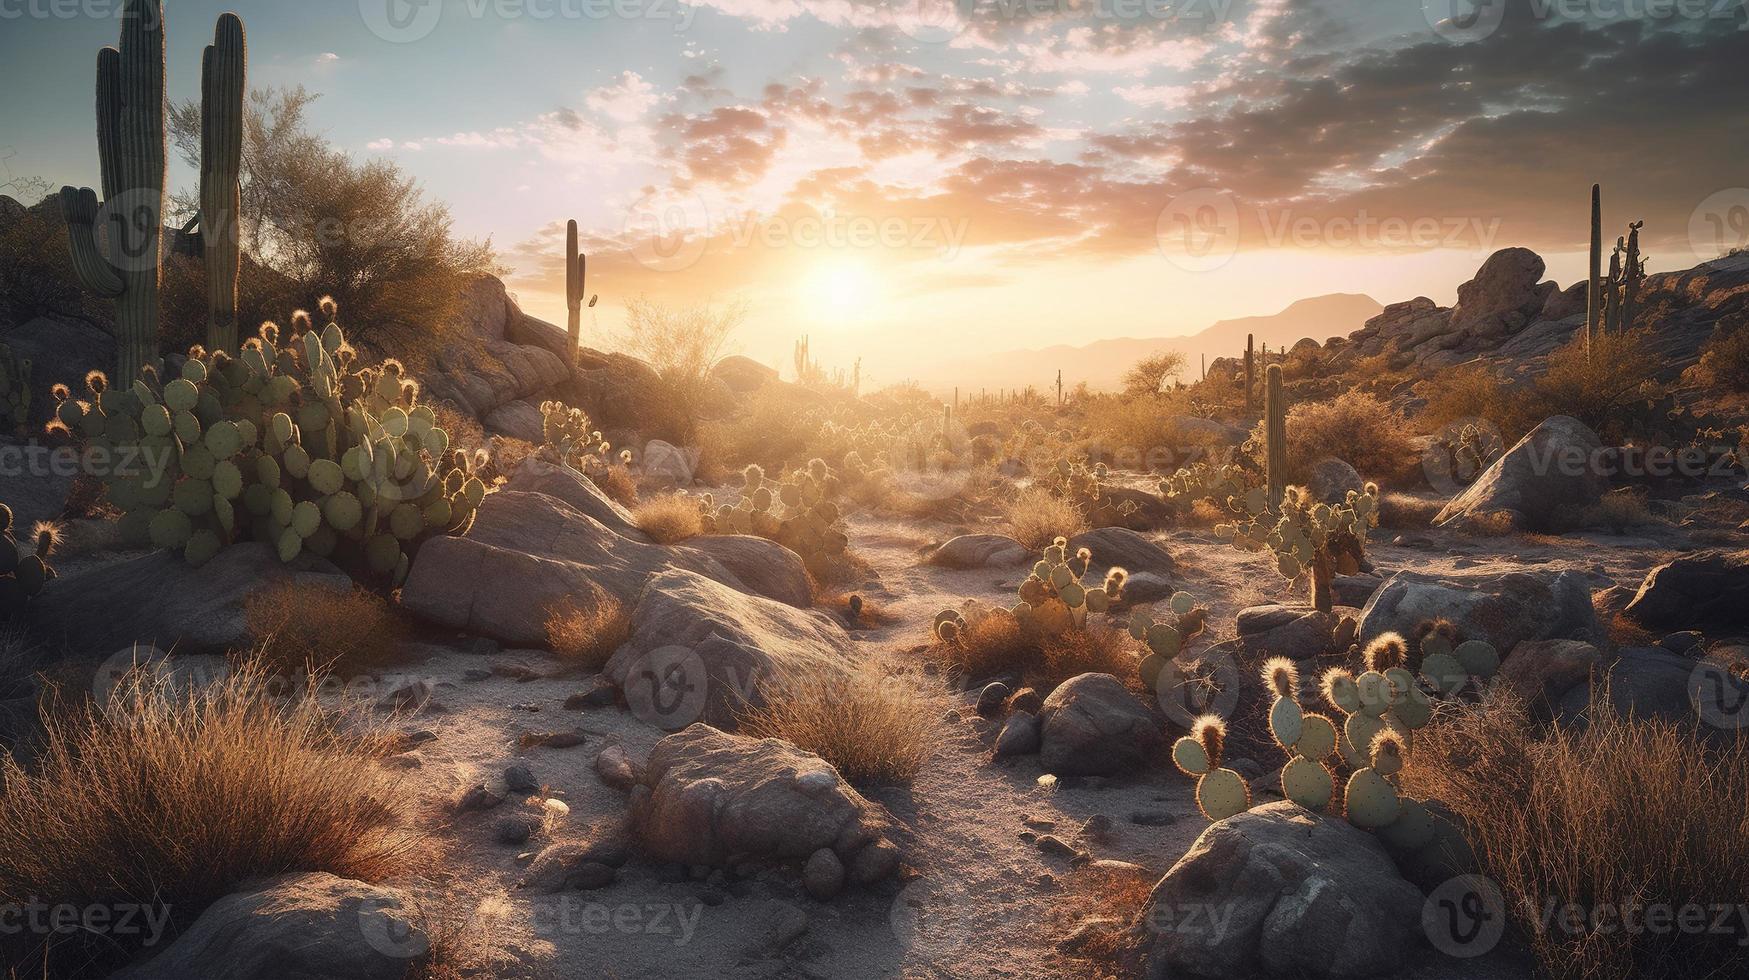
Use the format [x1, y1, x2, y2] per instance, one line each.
[1244, 333, 1256, 411]
[199, 13, 246, 353]
[564, 219, 597, 353]
[1586, 184, 1602, 359]
[61, 0, 166, 386]
[1265, 363, 1286, 513]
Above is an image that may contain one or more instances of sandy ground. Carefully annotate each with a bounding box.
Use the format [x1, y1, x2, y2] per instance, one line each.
[348, 476, 1725, 979]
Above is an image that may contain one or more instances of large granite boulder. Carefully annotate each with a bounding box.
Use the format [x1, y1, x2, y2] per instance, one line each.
[1236, 605, 1339, 660]
[1067, 527, 1175, 578]
[630, 724, 901, 884]
[1358, 568, 1601, 653]
[1306, 457, 1364, 503]
[1434, 416, 1607, 532]
[926, 534, 1028, 569]
[685, 535, 813, 609]
[1551, 646, 1723, 730]
[502, 456, 646, 541]
[711, 355, 779, 393]
[1448, 247, 1554, 340]
[423, 277, 573, 418]
[1037, 673, 1163, 777]
[114, 873, 427, 980]
[604, 569, 852, 729]
[482, 399, 545, 443]
[32, 543, 351, 654]
[1127, 802, 1423, 979]
[1623, 550, 1749, 634]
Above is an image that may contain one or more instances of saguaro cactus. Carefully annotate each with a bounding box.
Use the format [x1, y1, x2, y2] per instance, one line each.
[564, 219, 597, 353]
[61, 0, 167, 386]
[1244, 333, 1256, 411]
[199, 13, 246, 353]
[1587, 183, 1602, 358]
[1264, 363, 1286, 512]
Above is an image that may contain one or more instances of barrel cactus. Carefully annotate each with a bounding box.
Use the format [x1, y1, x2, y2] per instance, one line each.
[1175, 714, 1251, 821]
[52, 304, 481, 584]
[0, 504, 58, 617]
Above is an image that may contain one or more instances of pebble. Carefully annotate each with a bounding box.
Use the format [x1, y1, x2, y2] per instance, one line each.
[495, 816, 537, 846]
[457, 784, 505, 812]
[504, 764, 540, 794]
[1130, 810, 1176, 827]
[803, 848, 846, 901]
[976, 682, 1012, 717]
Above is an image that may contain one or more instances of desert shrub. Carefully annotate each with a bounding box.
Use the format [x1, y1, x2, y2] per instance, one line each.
[738, 665, 943, 785]
[0, 658, 420, 978]
[931, 611, 1137, 691]
[543, 594, 630, 671]
[1694, 325, 1749, 393]
[617, 297, 745, 443]
[427, 401, 486, 455]
[0, 198, 86, 325]
[1575, 491, 1658, 533]
[485, 436, 537, 479]
[1003, 486, 1088, 550]
[245, 582, 405, 676]
[1121, 351, 1189, 398]
[1403, 693, 1749, 980]
[1529, 329, 1661, 440]
[1080, 389, 1218, 468]
[632, 494, 704, 543]
[592, 464, 639, 507]
[695, 384, 823, 476]
[1378, 491, 1445, 529]
[1254, 389, 1414, 482]
[1420, 363, 1538, 445]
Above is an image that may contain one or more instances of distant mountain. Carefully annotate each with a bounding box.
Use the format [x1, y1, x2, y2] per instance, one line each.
[920, 293, 1384, 395]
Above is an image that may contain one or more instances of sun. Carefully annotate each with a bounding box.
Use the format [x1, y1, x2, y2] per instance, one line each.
[797, 259, 877, 323]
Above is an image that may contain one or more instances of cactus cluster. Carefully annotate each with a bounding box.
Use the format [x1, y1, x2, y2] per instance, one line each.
[1173, 715, 1251, 821]
[51, 304, 484, 582]
[1207, 483, 1379, 613]
[0, 504, 57, 617]
[538, 400, 625, 477]
[1130, 589, 1207, 690]
[0, 346, 30, 436]
[698, 459, 850, 564]
[1431, 422, 1503, 487]
[1011, 538, 1127, 635]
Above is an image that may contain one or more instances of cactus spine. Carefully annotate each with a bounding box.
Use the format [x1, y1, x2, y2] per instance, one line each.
[1264, 363, 1285, 513]
[564, 219, 596, 353]
[61, 0, 167, 387]
[199, 13, 246, 354]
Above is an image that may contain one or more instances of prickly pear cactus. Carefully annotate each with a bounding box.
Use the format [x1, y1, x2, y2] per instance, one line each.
[1130, 589, 1206, 690]
[0, 503, 57, 617]
[51, 302, 482, 584]
[698, 458, 852, 572]
[1008, 537, 1129, 637]
[1174, 714, 1251, 821]
[1206, 483, 1379, 612]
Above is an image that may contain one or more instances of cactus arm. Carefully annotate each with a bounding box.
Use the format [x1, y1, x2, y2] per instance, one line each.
[200, 12, 246, 353]
[60, 187, 125, 298]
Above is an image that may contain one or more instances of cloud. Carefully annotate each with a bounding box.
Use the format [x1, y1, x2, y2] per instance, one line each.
[587, 71, 660, 123]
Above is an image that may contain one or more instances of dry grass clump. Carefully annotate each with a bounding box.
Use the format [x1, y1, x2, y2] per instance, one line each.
[1049, 860, 1156, 975]
[543, 594, 631, 671]
[738, 665, 944, 785]
[932, 611, 1137, 690]
[591, 464, 640, 507]
[632, 494, 704, 543]
[0, 658, 421, 978]
[1256, 389, 1415, 482]
[1694, 325, 1749, 393]
[1574, 491, 1658, 533]
[245, 581, 406, 676]
[1003, 486, 1088, 551]
[1403, 692, 1749, 980]
[427, 400, 486, 454]
[1377, 491, 1446, 529]
[1420, 363, 1538, 445]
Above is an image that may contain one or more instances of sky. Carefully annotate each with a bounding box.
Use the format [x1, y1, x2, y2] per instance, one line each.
[2, 0, 1748, 387]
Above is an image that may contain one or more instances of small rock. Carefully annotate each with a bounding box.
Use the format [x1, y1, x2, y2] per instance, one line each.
[1008, 687, 1043, 715]
[457, 784, 505, 812]
[1021, 815, 1057, 830]
[565, 677, 618, 709]
[849, 840, 901, 885]
[1036, 835, 1080, 858]
[379, 678, 433, 711]
[496, 816, 537, 846]
[976, 682, 1012, 717]
[803, 848, 846, 901]
[504, 764, 540, 794]
[400, 729, 437, 748]
[463, 668, 493, 682]
[1079, 814, 1114, 842]
[994, 711, 1042, 757]
[595, 745, 638, 791]
[1129, 810, 1175, 827]
[539, 730, 587, 749]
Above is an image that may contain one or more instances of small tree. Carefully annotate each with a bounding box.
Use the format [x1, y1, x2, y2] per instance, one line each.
[1123, 351, 1188, 398]
[619, 297, 746, 441]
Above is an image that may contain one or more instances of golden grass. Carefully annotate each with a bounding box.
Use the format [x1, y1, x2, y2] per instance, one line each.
[738, 665, 944, 785]
[592, 464, 640, 508]
[1050, 859, 1156, 974]
[0, 658, 421, 978]
[543, 594, 631, 671]
[1402, 692, 1749, 980]
[244, 581, 406, 676]
[1575, 492, 1658, 533]
[1255, 389, 1416, 483]
[932, 612, 1138, 691]
[1378, 491, 1445, 529]
[632, 494, 705, 543]
[1003, 486, 1088, 551]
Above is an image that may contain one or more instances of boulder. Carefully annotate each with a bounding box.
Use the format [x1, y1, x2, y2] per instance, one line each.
[642, 439, 698, 486]
[113, 873, 426, 980]
[399, 492, 742, 646]
[1037, 673, 1164, 777]
[1128, 802, 1423, 979]
[630, 724, 899, 882]
[1332, 573, 1383, 608]
[711, 355, 779, 393]
[572, 348, 670, 435]
[1305, 458, 1363, 503]
[1500, 639, 1603, 715]
[1449, 247, 1553, 338]
[686, 535, 813, 608]
[1067, 527, 1175, 578]
[32, 543, 351, 654]
[926, 534, 1028, 569]
[1359, 568, 1601, 653]
[423, 278, 573, 418]
[1093, 487, 1177, 531]
[1552, 646, 1747, 730]
[1624, 550, 1749, 633]
[604, 569, 851, 729]
[1541, 281, 1588, 321]
[1236, 605, 1338, 660]
[503, 456, 646, 541]
[1434, 416, 1607, 532]
[482, 400, 546, 444]
[994, 711, 1042, 757]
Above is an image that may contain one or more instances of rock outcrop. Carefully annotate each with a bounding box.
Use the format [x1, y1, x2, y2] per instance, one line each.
[1434, 416, 1607, 532]
[1624, 550, 1749, 633]
[1359, 567, 1601, 654]
[1037, 673, 1163, 776]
